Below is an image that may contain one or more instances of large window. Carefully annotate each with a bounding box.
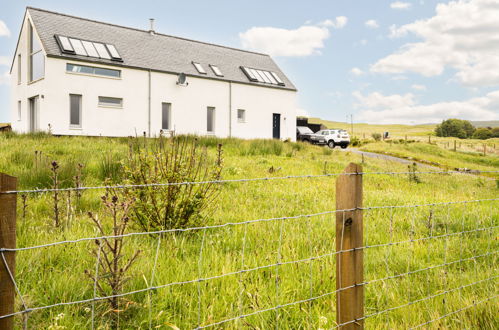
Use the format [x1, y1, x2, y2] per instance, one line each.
[98, 96, 123, 108]
[66, 63, 121, 78]
[162, 103, 171, 130]
[70, 94, 82, 128]
[17, 54, 21, 84]
[29, 22, 44, 82]
[207, 107, 215, 133]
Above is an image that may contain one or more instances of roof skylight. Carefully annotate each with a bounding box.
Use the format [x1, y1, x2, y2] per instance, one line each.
[210, 65, 223, 77]
[54, 35, 122, 61]
[192, 62, 206, 74]
[240, 66, 285, 86]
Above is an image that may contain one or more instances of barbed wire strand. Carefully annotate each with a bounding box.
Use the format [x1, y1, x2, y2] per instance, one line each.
[0, 243, 495, 322]
[333, 275, 498, 329]
[3, 170, 498, 195]
[2, 198, 497, 254]
[409, 295, 498, 329]
[1, 251, 29, 329]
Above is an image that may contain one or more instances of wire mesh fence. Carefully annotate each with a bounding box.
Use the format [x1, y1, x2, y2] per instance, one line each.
[0, 168, 497, 329]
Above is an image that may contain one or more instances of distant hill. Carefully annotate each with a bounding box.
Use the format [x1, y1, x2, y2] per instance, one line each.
[471, 121, 499, 128]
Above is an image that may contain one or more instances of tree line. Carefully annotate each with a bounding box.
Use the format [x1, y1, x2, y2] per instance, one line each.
[435, 119, 499, 140]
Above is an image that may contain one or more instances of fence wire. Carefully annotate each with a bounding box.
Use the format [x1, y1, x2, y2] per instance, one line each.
[0, 171, 497, 328]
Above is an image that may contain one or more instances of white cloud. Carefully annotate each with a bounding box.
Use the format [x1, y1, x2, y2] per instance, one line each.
[365, 20, 379, 29]
[354, 90, 499, 124]
[390, 2, 412, 10]
[350, 67, 364, 76]
[0, 71, 10, 85]
[411, 84, 427, 91]
[373, 0, 499, 87]
[297, 108, 310, 117]
[239, 25, 329, 57]
[0, 56, 10, 66]
[0, 20, 10, 37]
[319, 16, 348, 29]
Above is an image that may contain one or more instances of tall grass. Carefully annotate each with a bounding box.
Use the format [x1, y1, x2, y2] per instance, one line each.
[0, 134, 497, 328]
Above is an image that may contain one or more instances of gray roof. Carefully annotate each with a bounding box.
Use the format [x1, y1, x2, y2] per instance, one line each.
[27, 7, 297, 91]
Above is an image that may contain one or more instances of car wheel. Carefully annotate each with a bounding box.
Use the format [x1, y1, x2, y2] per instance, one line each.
[341, 145, 347, 149]
[328, 141, 335, 148]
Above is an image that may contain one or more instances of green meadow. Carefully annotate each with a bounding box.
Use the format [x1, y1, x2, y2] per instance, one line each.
[0, 133, 497, 329]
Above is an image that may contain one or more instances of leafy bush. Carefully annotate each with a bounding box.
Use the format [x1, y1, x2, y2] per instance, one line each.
[435, 119, 475, 138]
[472, 128, 493, 140]
[372, 133, 382, 141]
[122, 136, 223, 231]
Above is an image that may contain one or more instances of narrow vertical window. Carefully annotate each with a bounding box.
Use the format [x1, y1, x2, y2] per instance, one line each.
[70, 94, 82, 127]
[237, 109, 246, 123]
[17, 54, 21, 84]
[207, 107, 215, 133]
[29, 22, 44, 82]
[162, 103, 171, 130]
[17, 101, 21, 121]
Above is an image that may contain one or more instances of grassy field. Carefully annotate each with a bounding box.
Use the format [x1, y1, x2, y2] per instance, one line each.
[0, 133, 497, 329]
[359, 140, 499, 174]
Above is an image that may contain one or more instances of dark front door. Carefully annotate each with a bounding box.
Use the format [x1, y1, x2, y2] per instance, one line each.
[272, 113, 281, 139]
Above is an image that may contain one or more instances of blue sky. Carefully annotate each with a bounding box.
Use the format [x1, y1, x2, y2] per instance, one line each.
[1, 0, 498, 124]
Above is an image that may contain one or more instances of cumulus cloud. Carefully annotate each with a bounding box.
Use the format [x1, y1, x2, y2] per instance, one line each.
[0, 56, 10, 66]
[319, 16, 348, 29]
[390, 2, 412, 10]
[353, 90, 499, 124]
[240, 16, 348, 56]
[239, 25, 330, 57]
[373, 0, 499, 87]
[350, 67, 364, 76]
[297, 108, 310, 117]
[411, 84, 427, 91]
[0, 71, 10, 85]
[365, 20, 379, 29]
[0, 20, 10, 37]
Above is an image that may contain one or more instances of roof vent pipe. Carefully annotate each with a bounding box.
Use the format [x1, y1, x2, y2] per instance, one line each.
[149, 18, 155, 35]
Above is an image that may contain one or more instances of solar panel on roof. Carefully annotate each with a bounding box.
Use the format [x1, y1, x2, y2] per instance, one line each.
[250, 69, 265, 83]
[264, 71, 278, 85]
[240, 67, 285, 86]
[241, 67, 258, 81]
[257, 70, 272, 84]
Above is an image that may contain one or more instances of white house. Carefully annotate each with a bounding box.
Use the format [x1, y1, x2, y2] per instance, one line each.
[10, 7, 297, 140]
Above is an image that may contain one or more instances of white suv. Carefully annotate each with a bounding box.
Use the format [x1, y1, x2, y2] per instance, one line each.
[313, 129, 350, 149]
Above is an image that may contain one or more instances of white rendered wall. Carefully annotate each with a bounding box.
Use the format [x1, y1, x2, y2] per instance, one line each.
[11, 21, 297, 140]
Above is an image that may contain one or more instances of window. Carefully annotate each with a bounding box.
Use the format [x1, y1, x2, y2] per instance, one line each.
[17, 101, 21, 121]
[207, 107, 215, 133]
[55, 35, 74, 53]
[192, 62, 206, 74]
[69, 38, 87, 56]
[66, 63, 121, 78]
[239, 67, 285, 86]
[98, 96, 123, 108]
[29, 22, 44, 82]
[162, 103, 172, 130]
[105, 44, 122, 60]
[93, 43, 111, 59]
[210, 65, 223, 77]
[237, 109, 246, 123]
[17, 54, 21, 84]
[82, 41, 99, 57]
[70, 94, 82, 127]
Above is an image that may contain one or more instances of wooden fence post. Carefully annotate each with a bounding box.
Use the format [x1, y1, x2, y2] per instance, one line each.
[336, 163, 363, 329]
[0, 173, 17, 330]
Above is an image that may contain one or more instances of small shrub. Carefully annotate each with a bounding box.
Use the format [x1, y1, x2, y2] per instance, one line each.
[123, 136, 223, 231]
[372, 133, 382, 141]
[408, 162, 422, 184]
[350, 136, 362, 147]
[85, 190, 140, 327]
